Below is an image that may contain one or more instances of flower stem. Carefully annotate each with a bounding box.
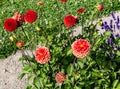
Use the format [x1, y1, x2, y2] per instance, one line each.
[21, 26, 30, 40]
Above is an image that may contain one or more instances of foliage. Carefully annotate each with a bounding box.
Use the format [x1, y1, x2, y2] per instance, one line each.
[0, 0, 120, 89]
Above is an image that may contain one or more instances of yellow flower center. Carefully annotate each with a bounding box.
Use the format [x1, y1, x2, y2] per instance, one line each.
[38, 52, 43, 56]
[80, 44, 84, 48]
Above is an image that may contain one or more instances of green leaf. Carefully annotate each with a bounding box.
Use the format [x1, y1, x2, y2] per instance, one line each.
[78, 60, 84, 69]
[74, 86, 82, 89]
[66, 48, 71, 56]
[46, 84, 53, 87]
[116, 83, 120, 89]
[116, 51, 120, 56]
[22, 66, 32, 74]
[103, 31, 111, 40]
[26, 85, 33, 89]
[18, 73, 25, 79]
[113, 80, 119, 88]
[33, 77, 41, 89]
[67, 64, 73, 74]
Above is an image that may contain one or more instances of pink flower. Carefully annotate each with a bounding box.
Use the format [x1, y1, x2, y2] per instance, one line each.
[3, 18, 17, 32]
[55, 72, 66, 83]
[71, 39, 90, 58]
[63, 15, 77, 27]
[12, 12, 24, 26]
[35, 47, 51, 64]
[24, 10, 38, 23]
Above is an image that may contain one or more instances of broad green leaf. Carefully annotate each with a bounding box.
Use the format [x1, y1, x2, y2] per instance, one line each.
[112, 80, 119, 88]
[67, 64, 73, 74]
[26, 85, 33, 89]
[116, 83, 120, 89]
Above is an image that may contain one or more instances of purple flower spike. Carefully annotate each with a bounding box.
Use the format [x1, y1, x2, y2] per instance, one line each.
[116, 46, 120, 51]
[103, 21, 111, 31]
[110, 19, 113, 28]
[115, 22, 120, 29]
[116, 34, 120, 38]
[107, 38, 114, 46]
[117, 16, 119, 23]
[110, 34, 115, 40]
[111, 12, 116, 20]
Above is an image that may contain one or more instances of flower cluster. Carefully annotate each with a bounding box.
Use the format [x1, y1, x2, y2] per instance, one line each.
[102, 12, 120, 31]
[3, 10, 38, 32]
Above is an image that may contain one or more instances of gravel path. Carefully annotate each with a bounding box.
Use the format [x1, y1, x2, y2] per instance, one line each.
[0, 12, 120, 89]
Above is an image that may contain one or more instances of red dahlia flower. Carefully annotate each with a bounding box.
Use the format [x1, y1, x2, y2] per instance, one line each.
[60, 0, 67, 2]
[3, 18, 17, 32]
[77, 8, 85, 13]
[97, 4, 104, 11]
[35, 47, 51, 64]
[55, 72, 66, 83]
[12, 12, 24, 26]
[24, 10, 37, 23]
[71, 39, 90, 58]
[64, 15, 77, 27]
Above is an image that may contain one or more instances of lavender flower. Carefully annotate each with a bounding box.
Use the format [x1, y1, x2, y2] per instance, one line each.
[115, 34, 120, 38]
[115, 22, 120, 29]
[107, 34, 115, 46]
[117, 16, 119, 23]
[102, 21, 111, 31]
[111, 12, 116, 20]
[116, 46, 120, 51]
[110, 19, 113, 28]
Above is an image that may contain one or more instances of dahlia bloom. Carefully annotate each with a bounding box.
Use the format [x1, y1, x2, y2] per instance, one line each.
[3, 18, 17, 32]
[16, 41, 24, 48]
[24, 10, 38, 23]
[77, 8, 85, 13]
[64, 15, 77, 27]
[60, 0, 67, 2]
[71, 39, 90, 58]
[35, 47, 51, 64]
[55, 72, 66, 83]
[12, 12, 24, 26]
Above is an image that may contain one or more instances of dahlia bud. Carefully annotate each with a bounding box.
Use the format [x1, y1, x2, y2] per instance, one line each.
[37, 1, 43, 6]
[55, 72, 66, 83]
[12, 12, 24, 26]
[9, 36, 14, 42]
[77, 8, 85, 13]
[97, 4, 104, 11]
[16, 41, 24, 48]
